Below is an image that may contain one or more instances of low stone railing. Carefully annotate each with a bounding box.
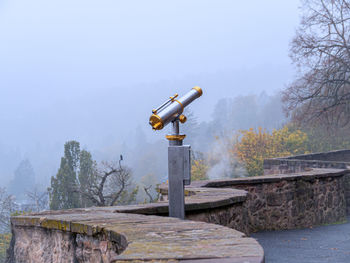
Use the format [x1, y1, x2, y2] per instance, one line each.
[9, 207, 263, 262]
[202, 169, 347, 232]
[8, 167, 349, 262]
[283, 149, 350, 162]
[152, 168, 347, 233]
[264, 150, 350, 214]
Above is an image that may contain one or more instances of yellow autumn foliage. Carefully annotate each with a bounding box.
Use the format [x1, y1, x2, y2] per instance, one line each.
[234, 126, 308, 176]
[0, 233, 11, 262]
[191, 151, 209, 181]
[191, 159, 209, 181]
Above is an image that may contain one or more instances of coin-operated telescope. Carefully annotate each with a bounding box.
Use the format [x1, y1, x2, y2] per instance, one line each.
[149, 86, 202, 132]
[149, 87, 203, 219]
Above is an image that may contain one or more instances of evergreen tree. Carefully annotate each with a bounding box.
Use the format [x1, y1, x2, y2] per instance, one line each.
[78, 150, 95, 207]
[49, 140, 137, 210]
[49, 141, 83, 210]
[8, 159, 35, 201]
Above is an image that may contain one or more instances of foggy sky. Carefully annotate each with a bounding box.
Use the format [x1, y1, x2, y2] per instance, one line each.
[0, 0, 301, 185]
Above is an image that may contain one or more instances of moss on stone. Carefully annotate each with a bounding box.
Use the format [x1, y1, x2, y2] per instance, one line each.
[41, 219, 70, 232]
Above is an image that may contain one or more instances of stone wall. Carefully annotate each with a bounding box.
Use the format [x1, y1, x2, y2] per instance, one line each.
[263, 158, 349, 175]
[119, 169, 348, 234]
[204, 170, 347, 232]
[284, 149, 350, 162]
[114, 186, 251, 234]
[345, 174, 350, 214]
[9, 226, 122, 263]
[186, 201, 250, 234]
[8, 209, 264, 263]
[263, 150, 350, 214]
[263, 149, 350, 175]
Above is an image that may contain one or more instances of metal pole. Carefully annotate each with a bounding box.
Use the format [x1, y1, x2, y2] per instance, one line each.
[168, 120, 185, 219]
[169, 121, 181, 146]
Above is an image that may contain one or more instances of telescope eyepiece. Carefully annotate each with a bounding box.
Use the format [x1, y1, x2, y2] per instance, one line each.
[192, 86, 203, 96]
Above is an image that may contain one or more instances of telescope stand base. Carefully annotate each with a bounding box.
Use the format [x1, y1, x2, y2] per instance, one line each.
[168, 145, 185, 219]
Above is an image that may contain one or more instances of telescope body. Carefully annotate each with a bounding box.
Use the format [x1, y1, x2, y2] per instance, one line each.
[149, 87, 202, 130]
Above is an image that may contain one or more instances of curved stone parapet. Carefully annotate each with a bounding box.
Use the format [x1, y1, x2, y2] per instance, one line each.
[264, 150, 350, 213]
[113, 186, 250, 234]
[9, 209, 264, 262]
[200, 168, 348, 232]
[116, 168, 348, 233]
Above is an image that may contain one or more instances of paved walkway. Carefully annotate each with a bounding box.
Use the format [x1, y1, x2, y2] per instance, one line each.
[251, 217, 350, 263]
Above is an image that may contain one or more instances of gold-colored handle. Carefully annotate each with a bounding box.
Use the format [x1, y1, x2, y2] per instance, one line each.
[170, 93, 178, 101]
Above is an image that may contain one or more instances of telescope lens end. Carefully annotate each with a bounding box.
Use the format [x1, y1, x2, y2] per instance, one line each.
[149, 114, 164, 130]
[192, 86, 203, 96]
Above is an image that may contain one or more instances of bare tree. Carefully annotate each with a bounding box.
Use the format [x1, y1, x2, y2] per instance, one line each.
[0, 188, 17, 233]
[76, 157, 138, 207]
[283, 0, 350, 128]
[26, 187, 49, 212]
[143, 185, 161, 203]
[143, 185, 155, 203]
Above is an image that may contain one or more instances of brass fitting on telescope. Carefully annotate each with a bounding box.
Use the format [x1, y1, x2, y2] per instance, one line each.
[170, 93, 178, 101]
[179, 114, 187, 124]
[149, 114, 164, 130]
[192, 86, 203, 96]
[165, 134, 186, 141]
